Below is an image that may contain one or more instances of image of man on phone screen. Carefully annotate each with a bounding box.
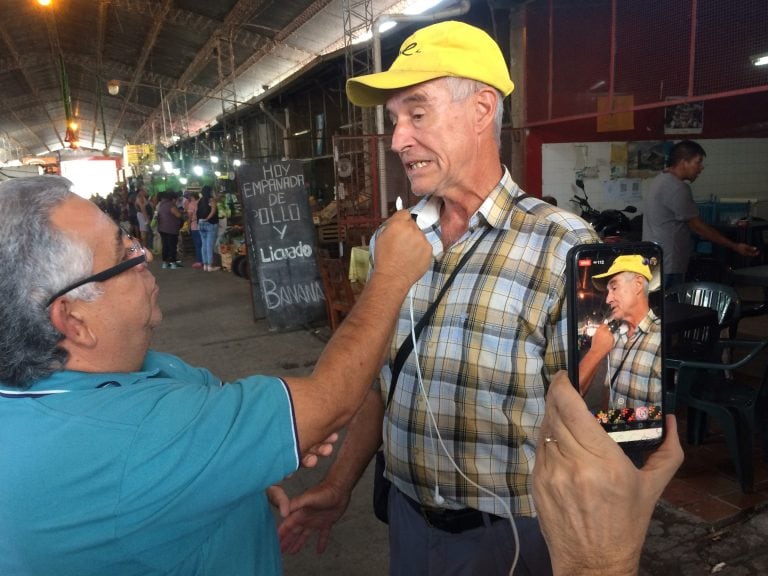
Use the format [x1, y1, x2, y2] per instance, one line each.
[578, 255, 662, 415]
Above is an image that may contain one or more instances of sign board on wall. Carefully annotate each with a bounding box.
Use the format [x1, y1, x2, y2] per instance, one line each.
[238, 160, 326, 331]
[596, 95, 635, 132]
[124, 144, 156, 165]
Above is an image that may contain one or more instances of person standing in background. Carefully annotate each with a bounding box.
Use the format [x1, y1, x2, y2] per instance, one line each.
[642, 140, 759, 289]
[134, 187, 151, 248]
[216, 187, 231, 251]
[197, 185, 220, 272]
[156, 191, 183, 269]
[117, 188, 132, 234]
[145, 193, 156, 252]
[184, 191, 203, 269]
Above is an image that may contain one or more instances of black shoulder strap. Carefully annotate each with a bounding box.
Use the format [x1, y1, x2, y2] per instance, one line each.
[386, 225, 493, 408]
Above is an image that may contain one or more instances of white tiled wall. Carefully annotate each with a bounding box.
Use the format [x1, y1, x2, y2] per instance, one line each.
[542, 138, 768, 219]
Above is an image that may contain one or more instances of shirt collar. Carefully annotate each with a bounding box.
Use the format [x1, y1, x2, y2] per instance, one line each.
[475, 167, 527, 232]
[637, 308, 660, 334]
[0, 355, 164, 395]
[410, 167, 524, 255]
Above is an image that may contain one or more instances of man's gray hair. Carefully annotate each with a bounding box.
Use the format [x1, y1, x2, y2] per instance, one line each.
[0, 176, 101, 388]
[619, 270, 650, 298]
[442, 77, 504, 147]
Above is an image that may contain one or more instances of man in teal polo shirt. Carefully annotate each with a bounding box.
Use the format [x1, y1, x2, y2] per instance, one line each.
[0, 175, 431, 575]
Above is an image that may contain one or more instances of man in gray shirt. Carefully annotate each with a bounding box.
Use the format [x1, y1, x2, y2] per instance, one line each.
[642, 140, 759, 288]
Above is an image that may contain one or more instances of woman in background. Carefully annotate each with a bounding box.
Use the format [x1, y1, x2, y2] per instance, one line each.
[197, 185, 220, 272]
[184, 191, 203, 268]
[157, 190, 183, 269]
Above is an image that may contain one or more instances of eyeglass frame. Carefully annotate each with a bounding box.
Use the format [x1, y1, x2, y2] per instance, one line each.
[45, 230, 147, 308]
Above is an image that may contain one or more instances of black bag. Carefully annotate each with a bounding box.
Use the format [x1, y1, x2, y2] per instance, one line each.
[372, 450, 390, 523]
[371, 226, 495, 525]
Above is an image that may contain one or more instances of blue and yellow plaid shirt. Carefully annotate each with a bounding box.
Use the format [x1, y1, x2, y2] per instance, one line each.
[372, 169, 598, 517]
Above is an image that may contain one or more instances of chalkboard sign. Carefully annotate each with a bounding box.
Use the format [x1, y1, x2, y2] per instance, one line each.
[238, 160, 326, 331]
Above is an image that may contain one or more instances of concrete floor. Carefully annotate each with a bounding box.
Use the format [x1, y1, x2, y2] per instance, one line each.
[150, 257, 768, 575]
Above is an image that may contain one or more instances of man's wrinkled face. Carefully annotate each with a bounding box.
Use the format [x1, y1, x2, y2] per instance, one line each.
[386, 79, 477, 198]
[604, 273, 639, 321]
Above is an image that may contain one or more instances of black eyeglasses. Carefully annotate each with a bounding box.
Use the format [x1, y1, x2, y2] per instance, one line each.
[46, 231, 147, 307]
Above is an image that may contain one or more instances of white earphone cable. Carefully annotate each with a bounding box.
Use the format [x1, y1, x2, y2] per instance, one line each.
[407, 290, 519, 576]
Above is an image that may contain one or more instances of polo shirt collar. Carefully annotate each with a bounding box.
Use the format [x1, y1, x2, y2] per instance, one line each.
[0, 363, 162, 396]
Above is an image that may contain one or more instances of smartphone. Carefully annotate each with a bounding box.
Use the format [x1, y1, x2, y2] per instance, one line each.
[566, 242, 665, 450]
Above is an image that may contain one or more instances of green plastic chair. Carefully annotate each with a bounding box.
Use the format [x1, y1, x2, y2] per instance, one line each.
[665, 281, 746, 444]
[665, 281, 742, 343]
[667, 338, 768, 493]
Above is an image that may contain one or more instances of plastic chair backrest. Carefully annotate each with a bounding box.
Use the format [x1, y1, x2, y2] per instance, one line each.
[665, 281, 741, 330]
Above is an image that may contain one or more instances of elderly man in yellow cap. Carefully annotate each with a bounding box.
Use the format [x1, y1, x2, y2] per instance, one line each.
[277, 20, 597, 575]
[578, 255, 662, 413]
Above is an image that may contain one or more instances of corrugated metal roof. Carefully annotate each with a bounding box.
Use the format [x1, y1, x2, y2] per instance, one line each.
[0, 0, 418, 160]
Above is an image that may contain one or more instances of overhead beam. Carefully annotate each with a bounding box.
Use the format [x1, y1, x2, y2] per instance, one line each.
[133, 0, 273, 144]
[0, 18, 59, 153]
[90, 0, 109, 149]
[183, 0, 334, 127]
[107, 0, 175, 150]
[105, 0, 270, 49]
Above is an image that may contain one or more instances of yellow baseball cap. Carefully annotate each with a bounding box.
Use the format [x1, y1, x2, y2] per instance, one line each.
[346, 21, 514, 107]
[592, 255, 652, 291]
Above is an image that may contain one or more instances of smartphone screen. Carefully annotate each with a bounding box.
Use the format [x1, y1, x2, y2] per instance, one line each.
[566, 242, 665, 450]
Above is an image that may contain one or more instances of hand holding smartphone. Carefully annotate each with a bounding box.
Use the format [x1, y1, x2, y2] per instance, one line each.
[566, 242, 665, 450]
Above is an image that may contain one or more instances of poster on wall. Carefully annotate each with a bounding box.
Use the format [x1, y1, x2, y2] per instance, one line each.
[610, 143, 628, 178]
[626, 141, 666, 178]
[664, 100, 703, 134]
[596, 95, 635, 132]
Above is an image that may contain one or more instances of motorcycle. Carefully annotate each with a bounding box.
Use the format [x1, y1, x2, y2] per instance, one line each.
[571, 179, 641, 243]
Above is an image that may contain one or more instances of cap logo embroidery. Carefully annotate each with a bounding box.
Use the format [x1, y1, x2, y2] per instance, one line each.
[401, 42, 420, 56]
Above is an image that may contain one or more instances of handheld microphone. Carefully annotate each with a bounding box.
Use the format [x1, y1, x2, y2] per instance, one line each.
[604, 318, 627, 335]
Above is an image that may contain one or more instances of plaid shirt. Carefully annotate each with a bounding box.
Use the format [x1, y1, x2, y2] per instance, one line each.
[608, 309, 662, 410]
[371, 170, 598, 517]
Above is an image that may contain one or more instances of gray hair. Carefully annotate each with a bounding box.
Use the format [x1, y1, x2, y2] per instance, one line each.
[442, 76, 504, 147]
[618, 271, 650, 298]
[0, 176, 102, 388]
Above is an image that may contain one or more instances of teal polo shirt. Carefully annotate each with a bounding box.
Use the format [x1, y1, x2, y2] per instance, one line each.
[0, 350, 300, 575]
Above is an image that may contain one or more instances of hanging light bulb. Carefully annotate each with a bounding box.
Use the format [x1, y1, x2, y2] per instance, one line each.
[64, 120, 79, 148]
[107, 80, 120, 96]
